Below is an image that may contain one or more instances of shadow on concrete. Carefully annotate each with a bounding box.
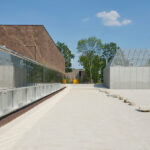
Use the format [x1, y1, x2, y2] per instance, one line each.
[94, 84, 107, 88]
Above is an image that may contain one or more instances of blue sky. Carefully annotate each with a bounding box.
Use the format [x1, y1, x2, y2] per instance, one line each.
[0, 0, 150, 68]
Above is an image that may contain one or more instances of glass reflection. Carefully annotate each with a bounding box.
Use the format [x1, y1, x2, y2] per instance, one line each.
[0, 49, 64, 88]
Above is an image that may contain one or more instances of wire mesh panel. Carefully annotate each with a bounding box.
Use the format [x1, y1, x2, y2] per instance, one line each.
[104, 49, 150, 89]
[110, 49, 150, 67]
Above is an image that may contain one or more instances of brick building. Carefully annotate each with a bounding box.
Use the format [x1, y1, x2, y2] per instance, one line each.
[0, 25, 65, 88]
[0, 25, 65, 73]
[66, 69, 87, 83]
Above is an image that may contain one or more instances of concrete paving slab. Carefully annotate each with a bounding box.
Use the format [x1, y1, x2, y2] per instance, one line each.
[0, 85, 150, 150]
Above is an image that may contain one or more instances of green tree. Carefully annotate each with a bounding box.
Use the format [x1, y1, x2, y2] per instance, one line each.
[56, 41, 75, 72]
[100, 42, 120, 81]
[77, 37, 103, 83]
[79, 54, 103, 83]
[102, 42, 120, 64]
[92, 55, 103, 83]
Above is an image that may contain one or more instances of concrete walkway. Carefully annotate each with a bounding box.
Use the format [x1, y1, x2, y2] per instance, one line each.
[0, 85, 150, 150]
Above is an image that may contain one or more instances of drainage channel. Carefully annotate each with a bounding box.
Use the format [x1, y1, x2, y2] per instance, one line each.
[0, 87, 65, 128]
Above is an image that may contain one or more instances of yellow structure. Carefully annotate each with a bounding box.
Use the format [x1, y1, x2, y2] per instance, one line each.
[62, 79, 66, 84]
[73, 79, 79, 84]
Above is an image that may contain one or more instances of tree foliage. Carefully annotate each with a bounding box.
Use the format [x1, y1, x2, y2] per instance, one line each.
[77, 37, 103, 55]
[77, 37, 119, 83]
[56, 41, 74, 72]
[102, 42, 120, 64]
[100, 42, 120, 81]
[77, 37, 103, 83]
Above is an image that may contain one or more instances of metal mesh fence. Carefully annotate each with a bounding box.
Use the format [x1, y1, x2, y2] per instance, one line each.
[110, 49, 150, 67]
[104, 49, 150, 89]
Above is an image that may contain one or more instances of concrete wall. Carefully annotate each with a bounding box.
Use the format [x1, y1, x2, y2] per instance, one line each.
[103, 67, 110, 88]
[104, 66, 150, 89]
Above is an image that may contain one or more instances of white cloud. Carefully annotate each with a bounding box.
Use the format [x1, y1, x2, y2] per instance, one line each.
[82, 17, 89, 22]
[122, 19, 132, 25]
[96, 10, 132, 26]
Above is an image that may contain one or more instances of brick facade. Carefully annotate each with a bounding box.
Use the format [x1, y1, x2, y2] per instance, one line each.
[0, 25, 65, 73]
